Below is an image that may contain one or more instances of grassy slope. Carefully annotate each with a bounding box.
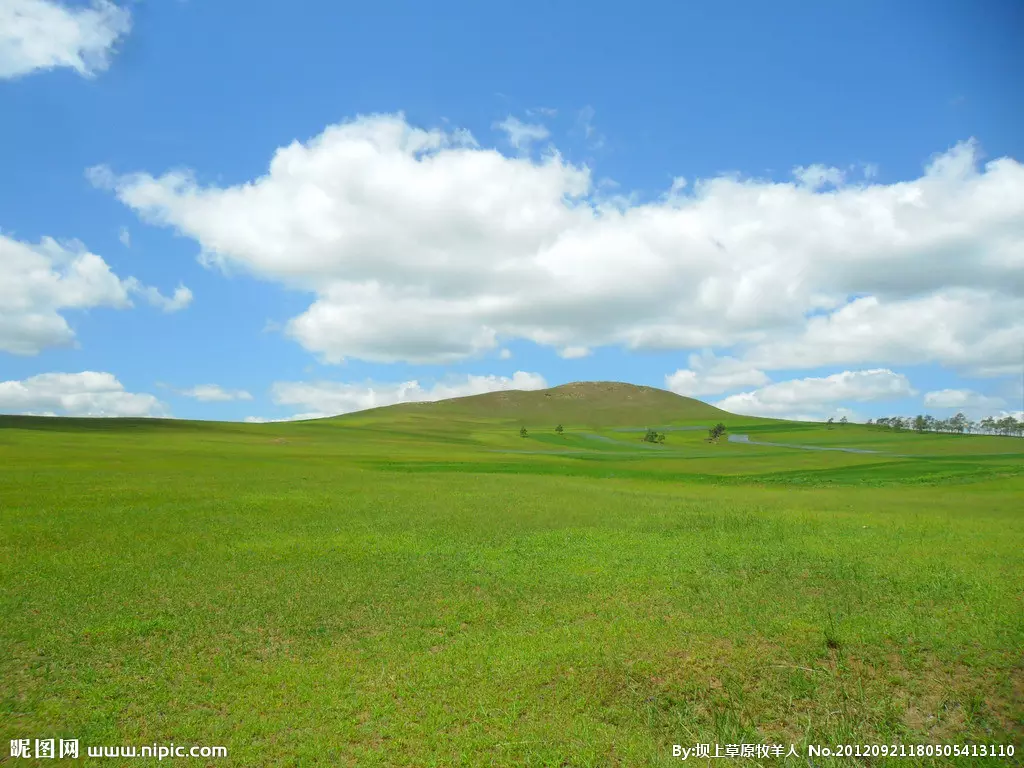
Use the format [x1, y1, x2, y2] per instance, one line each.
[336, 381, 734, 428]
[2, 387, 1022, 766]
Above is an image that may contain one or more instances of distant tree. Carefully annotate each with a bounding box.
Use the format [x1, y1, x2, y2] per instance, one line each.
[708, 423, 726, 441]
[876, 417, 890, 429]
[839, 416, 849, 426]
[657, 432, 666, 444]
[555, 424, 564, 435]
[826, 417, 834, 430]
[951, 412, 968, 435]
[891, 417, 906, 432]
[980, 416, 996, 435]
[866, 418, 874, 426]
[996, 416, 1021, 437]
[913, 415, 927, 433]
[520, 426, 528, 438]
[924, 415, 937, 432]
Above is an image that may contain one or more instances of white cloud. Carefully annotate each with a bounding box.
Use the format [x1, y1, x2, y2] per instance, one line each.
[923, 388, 1005, 409]
[0, 371, 165, 417]
[494, 116, 550, 151]
[746, 292, 1024, 378]
[499, 348, 512, 360]
[0, 233, 192, 354]
[126, 280, 193, 313]
[558, 345, 590, 359]
[830, 406, 862, 424]
[715, 369, 916, 419]
[94, 117, 1024, 376]
[0, 0, 131, 79]
[179, 384, 252, 402]
[792, 164, 845, 190]
[119, 226, 130, 247]
[244, 412, 323, 423]
[266, 370, 547, 419]
[0, 234, 130, 354]
[665, 350, 770, 396]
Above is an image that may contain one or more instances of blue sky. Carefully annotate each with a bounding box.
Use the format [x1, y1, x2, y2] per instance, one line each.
[1, 0, 1022, 423]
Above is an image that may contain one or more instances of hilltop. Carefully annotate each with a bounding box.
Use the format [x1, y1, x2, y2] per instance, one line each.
[335, 381, 731, 427]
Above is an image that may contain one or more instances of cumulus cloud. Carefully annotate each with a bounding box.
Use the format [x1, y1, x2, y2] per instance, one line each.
[260, 370, 548, 420]
[665, 350, 770, 396]
[494, 116, 550, 151]
[93, 116, 1024, 376]
[0, 234, 131, 354]
[923, 388, 1005, 410]
[179, 384, 252, 402]
[746, 292, 1024, 378]
[0, 0, 131, 79]
[715, 369, 916, 419]
[0, 371, 165, 417]
[0, 233, 192, 354]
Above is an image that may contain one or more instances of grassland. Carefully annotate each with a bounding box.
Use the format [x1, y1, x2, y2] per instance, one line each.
[1, 384, 1022, 766]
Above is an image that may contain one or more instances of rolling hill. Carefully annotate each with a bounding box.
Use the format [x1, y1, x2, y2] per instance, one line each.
[333, 381, 733, 427]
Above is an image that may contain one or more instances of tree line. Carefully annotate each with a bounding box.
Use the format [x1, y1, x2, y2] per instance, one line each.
[867, 413, 1023, 437]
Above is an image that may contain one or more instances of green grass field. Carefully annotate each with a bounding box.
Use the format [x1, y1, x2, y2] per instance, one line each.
[2, 384, 1022, 766]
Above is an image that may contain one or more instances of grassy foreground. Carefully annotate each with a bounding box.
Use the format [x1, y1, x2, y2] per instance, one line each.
[1, 389, 1022, 766]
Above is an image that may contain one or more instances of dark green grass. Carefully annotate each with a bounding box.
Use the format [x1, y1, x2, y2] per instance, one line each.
[1, 408, 1022, 766]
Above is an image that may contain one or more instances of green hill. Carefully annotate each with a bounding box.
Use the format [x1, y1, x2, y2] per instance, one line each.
[0, 381, 736, 433]
[332, 381, 732, 427]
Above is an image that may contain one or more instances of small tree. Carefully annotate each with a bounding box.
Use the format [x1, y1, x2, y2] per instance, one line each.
[519, 426, 528, 438]
[913, 414, 927, 433]
[555, 424, 564, 435]
[826, 417, 834, 430]
[708, 422, 726, 441]
[839, 416, 849, 427]
[644, 428, 666, 443]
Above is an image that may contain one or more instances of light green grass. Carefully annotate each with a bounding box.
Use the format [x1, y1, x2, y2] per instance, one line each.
[1, 393, 1022, 766]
